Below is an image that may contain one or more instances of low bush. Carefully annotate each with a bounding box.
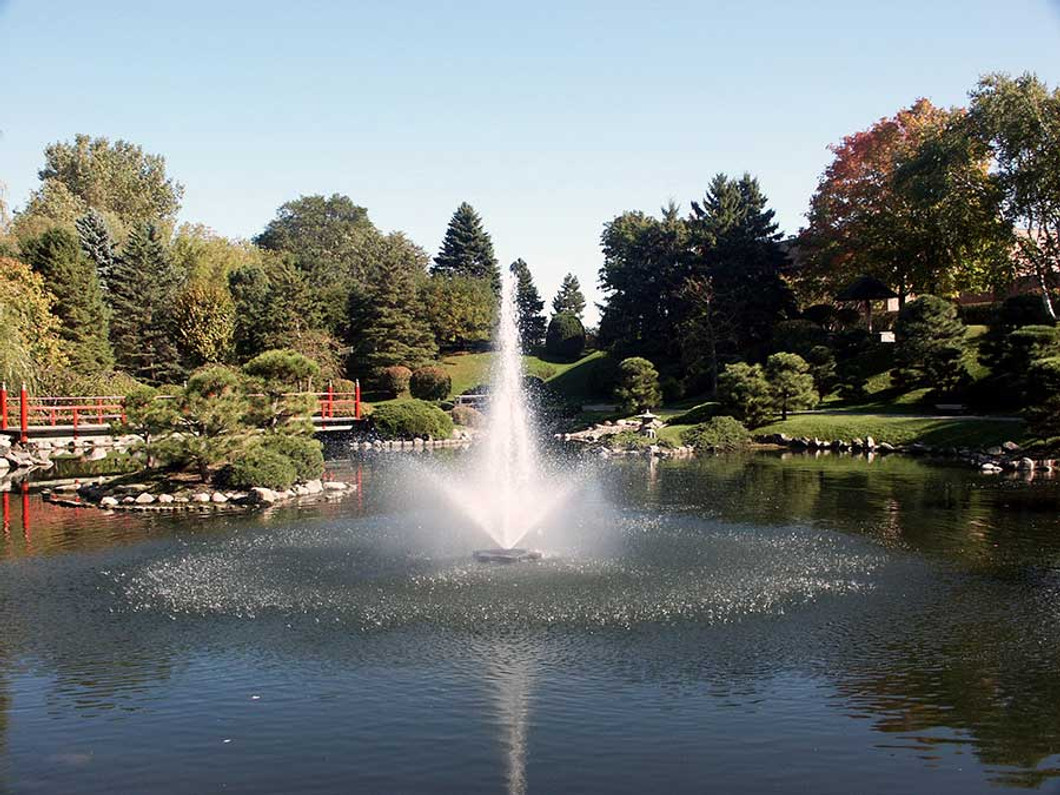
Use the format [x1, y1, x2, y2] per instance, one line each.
[379, 365, 412, 397]
[959, 302, 998, 326]
[681, 416, 751, 452]
[450, 404, 484, 427]
[221, 445, 297, 490]
[409, 365, 452, 400]
[371, 399, 454, 439]
[253, 434, 324, 482]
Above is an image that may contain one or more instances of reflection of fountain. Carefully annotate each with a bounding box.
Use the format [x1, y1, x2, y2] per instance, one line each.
[435, 269, 576, 552]
[479, 638, 533, 795]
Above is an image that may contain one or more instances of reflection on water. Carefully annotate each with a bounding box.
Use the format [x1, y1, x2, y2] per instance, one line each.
[0, 453, 1059, 792]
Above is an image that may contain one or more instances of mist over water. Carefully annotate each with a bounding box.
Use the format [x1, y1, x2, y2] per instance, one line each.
[432, 268, 577, 550]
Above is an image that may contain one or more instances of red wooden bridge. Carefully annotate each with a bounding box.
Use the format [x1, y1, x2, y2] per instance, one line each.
[0, 382, 365, 443]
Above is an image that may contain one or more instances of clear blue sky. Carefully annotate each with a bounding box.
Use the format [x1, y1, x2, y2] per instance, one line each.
[2, 0, 1059, 324]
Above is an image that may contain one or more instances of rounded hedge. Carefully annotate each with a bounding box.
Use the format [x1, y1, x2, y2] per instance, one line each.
[254, 433, 324, 482]
[409, 366, 452, 400]
[222, 446, 297, 490]
[371, 399, 454, 439]
[379, 365, 412, 397]
[680, 416, 751, 452]
[545, 312, 585, 360]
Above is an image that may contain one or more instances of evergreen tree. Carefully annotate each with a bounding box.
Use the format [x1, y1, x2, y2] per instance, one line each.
[614, 356, 662, 413]
[432, 202, 499, 288]
[545, 312, 586, 359]
[346, 267, 438, 377]
[420, 275, 495, 351]
[552, 273, 586, 318]
[510, 259, 547, 350]
[228, 255, 310, 362]
[109, 222, 183, 384]
[764, 352, 819, 420]
[20, 227, 113, 374]
[75, 208, 117, 290]
[893, 295, 969, 392]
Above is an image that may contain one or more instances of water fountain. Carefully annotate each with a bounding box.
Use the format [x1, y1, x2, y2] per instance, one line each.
[435, 267, 574, 559]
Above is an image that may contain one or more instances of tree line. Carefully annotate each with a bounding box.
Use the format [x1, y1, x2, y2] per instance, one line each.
[0, 141, 586, 394]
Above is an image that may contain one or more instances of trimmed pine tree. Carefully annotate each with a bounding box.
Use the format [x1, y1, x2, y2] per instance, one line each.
[346, 266, 438, 377]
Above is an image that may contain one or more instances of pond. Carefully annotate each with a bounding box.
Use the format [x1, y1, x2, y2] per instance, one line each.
[1, 452, 1059, 793]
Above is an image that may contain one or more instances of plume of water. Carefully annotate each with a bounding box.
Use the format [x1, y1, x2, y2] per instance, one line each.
[433, 268, 573, 550]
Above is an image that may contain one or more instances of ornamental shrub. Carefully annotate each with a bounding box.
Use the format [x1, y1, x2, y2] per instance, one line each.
[222, 445, 297, 490]
[613, 357, 662, 413]
[680, 416, 751, 452]
[409, 365, 452, 400]
[371, 399, 454, 439]
[544, 312, 586, 360]
[764, 352, 818, 420]
[379, 365, 412, 397]
[253, 433, 324, 482]
[718, 362, 773, 428]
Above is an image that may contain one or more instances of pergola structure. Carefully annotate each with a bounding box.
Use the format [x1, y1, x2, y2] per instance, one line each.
[835, 275, 898, 333]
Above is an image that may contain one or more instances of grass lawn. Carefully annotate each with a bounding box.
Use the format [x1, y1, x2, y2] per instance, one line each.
[440, 350, 607, 400]
[755, 413, 1026, 448]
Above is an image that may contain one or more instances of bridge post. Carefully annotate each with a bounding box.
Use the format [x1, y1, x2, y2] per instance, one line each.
[19, 384, 28, 444]
[1, 382, 6, 431]
[327, 381, 334, 419]
[355, 380, 361, 420]
[73, 407, 79, 440]
[96, 398, 103, 424]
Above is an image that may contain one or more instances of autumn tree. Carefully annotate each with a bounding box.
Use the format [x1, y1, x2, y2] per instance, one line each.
[968, 73, 1060, 318]
[800, 99, 1009, 303]
[172, 282, 236, 367]
[0, 257, 66, 387]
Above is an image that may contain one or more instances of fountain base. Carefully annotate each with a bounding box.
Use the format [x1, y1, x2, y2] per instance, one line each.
[473, 548, 543, 564]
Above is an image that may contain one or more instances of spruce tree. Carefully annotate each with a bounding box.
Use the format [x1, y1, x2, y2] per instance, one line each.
[109, 222, 183, 384]
[509, 259, 546, 350]
[552, 273, 586, 319]
[21, 227, 113, 374]
[346, 267, 438, 377]
[75, 209, 117, 290]
[432, 202, 499, 288]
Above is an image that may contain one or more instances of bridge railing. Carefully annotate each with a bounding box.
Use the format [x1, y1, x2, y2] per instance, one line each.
[1, 381, 363, 443]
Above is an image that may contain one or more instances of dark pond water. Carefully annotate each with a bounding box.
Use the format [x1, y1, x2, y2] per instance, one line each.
[2, 452, 1060, 793]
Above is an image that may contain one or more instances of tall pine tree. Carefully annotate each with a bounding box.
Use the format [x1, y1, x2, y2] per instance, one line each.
[109, 222, 184, 384]
[346, 267, 438, 377]
[552, 273, 586, 318]
[75, 209, 117, 291]
[21, 227, 113, 374]
[509, 259, 546, 350]
[432, 202, 499, 289]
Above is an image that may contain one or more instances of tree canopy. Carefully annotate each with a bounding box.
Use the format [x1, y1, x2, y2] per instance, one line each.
[432, 202, 499, 288]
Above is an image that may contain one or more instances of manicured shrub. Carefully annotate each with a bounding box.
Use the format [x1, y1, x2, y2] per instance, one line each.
[613, 357, 662, 413]
[243, 348, 321, 389]
[409, 365, 451, 400]
[222, 445, 297, 490]
[545, 312, 586, 360]
[765, 352, 819, 420]
[997, 325, 1060, 379]
[379, 365, 412, 397]
[371, 399, 454, 439]
[718, 362, 773, 428]
[450, 404, 484, 427]
[806, 345, 839, 397]
[254, 433, 324, 482]
[680, 416, 751, 452]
